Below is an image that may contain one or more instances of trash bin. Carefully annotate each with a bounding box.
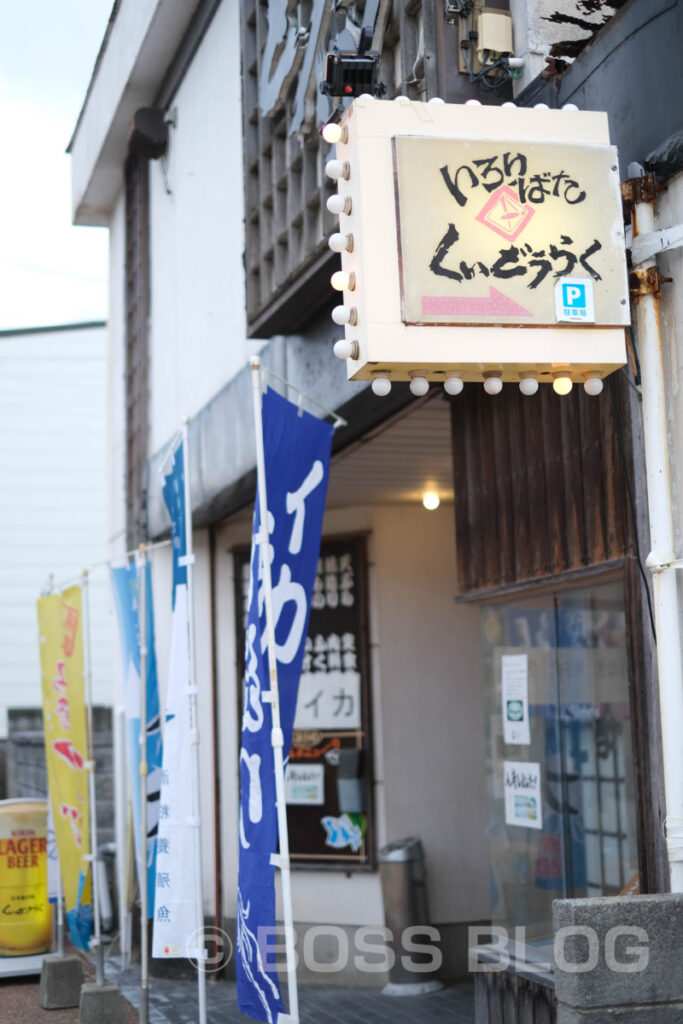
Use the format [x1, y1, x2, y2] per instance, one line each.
[377, 837, 442, 995]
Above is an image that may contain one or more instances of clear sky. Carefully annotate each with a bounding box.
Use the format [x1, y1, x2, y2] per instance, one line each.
[0, 0, 114, 330]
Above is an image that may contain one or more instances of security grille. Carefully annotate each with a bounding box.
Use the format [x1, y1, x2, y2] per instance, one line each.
[239, 0, 442, 337]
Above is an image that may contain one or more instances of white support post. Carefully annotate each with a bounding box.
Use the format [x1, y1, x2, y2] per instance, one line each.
[113, 705, 129, 966]
[181, 425, 207, 1024]
[631, 189, 683, 892]
[81, 570, 104, 983]
[56, 854, 65, 957]
[138, 546, 149, 1024]
[249, 357, 299, 1024]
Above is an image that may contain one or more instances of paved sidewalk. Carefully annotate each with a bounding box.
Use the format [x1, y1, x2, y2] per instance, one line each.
[105, 953, 475, 1024]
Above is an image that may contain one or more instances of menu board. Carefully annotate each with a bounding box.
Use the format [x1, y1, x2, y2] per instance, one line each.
[234, 536, 374, 866]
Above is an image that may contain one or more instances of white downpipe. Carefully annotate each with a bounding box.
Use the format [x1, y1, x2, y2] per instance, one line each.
[181, 425, 208, 1024]
[249, 357, 299, 1024]
[633, 195, 683, 892]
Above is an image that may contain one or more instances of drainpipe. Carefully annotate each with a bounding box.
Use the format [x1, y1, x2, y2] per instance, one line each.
[623, 167, 683, 892]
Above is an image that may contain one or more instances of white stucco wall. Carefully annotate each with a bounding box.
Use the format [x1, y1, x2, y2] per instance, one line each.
[0, 323, 114, 736]
[147, 0, 250, 454]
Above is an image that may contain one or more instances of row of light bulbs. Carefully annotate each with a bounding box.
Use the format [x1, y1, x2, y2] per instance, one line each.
[324, 95, 593, 400]
[321, 96, 580, 148]
[365, 372, 604, 398]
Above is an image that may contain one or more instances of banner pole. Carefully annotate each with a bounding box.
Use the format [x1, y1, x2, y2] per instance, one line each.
[138, 546, 150, 1024]
[113, 705, 129, 967]
[181, 424, 207, 1024]
[56, 849, 65, 957]
[249, 357, 299, 1024]
[82, 570, 104, 985]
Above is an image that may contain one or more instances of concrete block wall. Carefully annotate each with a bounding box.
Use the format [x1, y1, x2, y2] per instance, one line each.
[5, 707, 115, 846]
[553, 895, 683, 1022]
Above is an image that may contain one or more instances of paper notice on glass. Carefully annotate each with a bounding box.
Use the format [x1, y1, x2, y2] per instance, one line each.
[502, 653, 530, 745]
[285, 764, 325, 805]
[504, 760, 543, 830]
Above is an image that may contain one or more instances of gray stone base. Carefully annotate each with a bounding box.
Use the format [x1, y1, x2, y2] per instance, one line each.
[553, 893, 683, 1024]
[558, 1003, 683, 1023]
[38, 954, 84, 1009]
[79, 980, 128, 1024]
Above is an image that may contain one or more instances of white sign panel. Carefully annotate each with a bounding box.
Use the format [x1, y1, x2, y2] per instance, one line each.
[294, 669, 361, 730]
[285, 764, 325, 806]
[330, 99, 628, 383]
[501, 653, 531, 746]
[504, 760, 543, 830]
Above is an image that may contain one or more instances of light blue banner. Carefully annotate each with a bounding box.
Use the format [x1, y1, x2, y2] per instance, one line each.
[110, 560, 163, 919]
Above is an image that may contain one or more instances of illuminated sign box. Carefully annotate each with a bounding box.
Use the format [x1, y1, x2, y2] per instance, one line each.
[329, 98, 629, 387]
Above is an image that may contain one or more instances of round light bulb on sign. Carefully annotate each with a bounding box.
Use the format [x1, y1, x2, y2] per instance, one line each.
[326, 194, 349, 216]
[483, 375, 503, 395]
[584, 374, 604, 396]
[422, 491, 440, 511]
[325, 159, 348, 180]
[328, 232, 351, 253]
[322, 122, 343, 144]
[519, 375, 539, 396]
[553, 373, 573, 396]
[333, 338, 357, 360]
[332, 305, 351, 325]
[371, 376, 391, 397]
[410, 375, 430, 397]
[331, 270, 353, 291]
[444, 374, 464, 396]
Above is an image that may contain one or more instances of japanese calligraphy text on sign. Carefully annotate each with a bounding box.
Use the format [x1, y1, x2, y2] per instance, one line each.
[331, 99, 629, 383]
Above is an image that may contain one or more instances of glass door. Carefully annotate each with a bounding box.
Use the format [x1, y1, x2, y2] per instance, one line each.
[481, 579, 638, 941]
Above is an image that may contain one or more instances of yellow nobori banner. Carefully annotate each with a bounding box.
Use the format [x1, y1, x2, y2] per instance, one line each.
[37, 586, 92, 949]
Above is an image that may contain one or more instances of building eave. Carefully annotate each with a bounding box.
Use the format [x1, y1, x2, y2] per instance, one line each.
[69, 0, 203, 227]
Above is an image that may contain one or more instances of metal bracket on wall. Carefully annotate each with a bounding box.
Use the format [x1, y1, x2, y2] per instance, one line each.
[631, 223, 683, 265]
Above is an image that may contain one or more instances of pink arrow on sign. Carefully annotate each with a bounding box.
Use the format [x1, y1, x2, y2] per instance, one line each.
[422, 287, 532, 318]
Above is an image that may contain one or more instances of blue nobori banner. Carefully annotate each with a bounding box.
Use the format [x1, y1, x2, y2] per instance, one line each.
[110, 560, 163, 919]
[237, 388, 333, 1023]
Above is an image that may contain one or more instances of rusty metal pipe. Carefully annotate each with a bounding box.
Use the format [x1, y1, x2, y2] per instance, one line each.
[629, 179, 683, 893]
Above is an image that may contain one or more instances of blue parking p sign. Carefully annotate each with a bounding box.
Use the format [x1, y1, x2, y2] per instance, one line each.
[555, 277, 595, 323]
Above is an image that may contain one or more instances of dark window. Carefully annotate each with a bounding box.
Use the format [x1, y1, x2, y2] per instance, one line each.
[234, 535, 375, 867]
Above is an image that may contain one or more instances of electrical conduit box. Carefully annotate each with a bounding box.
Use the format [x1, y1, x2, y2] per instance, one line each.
[326, 97, 629, 391]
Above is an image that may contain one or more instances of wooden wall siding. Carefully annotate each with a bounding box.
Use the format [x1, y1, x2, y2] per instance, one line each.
[451, 380, 630, 594]
[124, 153, 150, 549]
[239, 1, 434, 338]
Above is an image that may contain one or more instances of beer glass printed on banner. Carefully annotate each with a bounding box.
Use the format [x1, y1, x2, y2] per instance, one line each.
[0, 799, 52, 956]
